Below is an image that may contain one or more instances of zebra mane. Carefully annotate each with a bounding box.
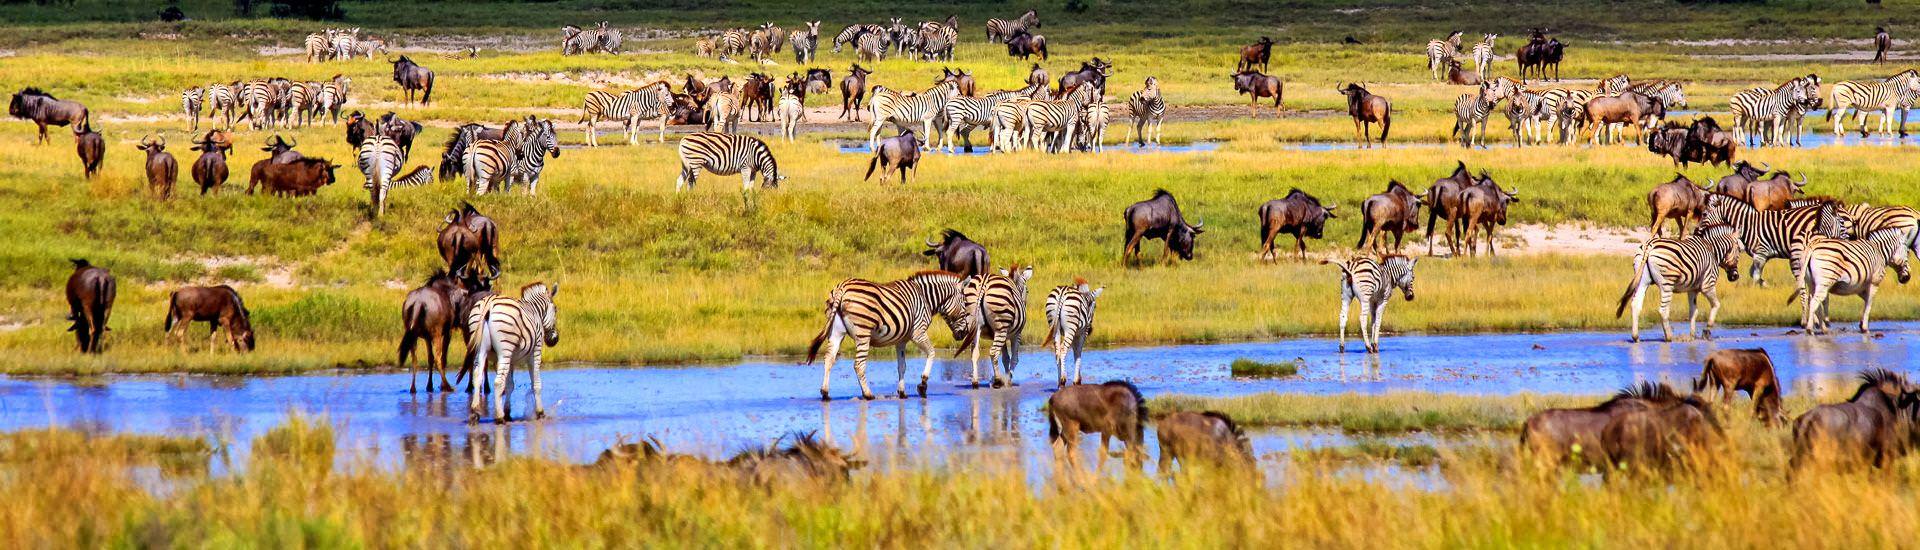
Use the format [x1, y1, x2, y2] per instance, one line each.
[908, 269, 963, 281]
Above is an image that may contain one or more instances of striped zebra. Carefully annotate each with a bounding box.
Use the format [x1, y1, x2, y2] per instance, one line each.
[580, 81, 672, 146]
[1840, 203, 1920, 256]
[358, 134, 405, 217]
[204, 83, 236, 129]
[1702, 193, 1851, 286]
[989, 97, 1033, 152]
[919, 17, 958, 61]
[674, 132, 784, 192]
[282, 81, 316, 128]
[704, 92, 742, 134]
[940, 92, 1006, 152]
[1326, 255, 1417, 353]
[1426, 31, 1464, 80]
[775, 89, 804, 142]
[1828, 70, 1920, 137]
[1730, 78, 1812, 146]
[305, 30, 334, 62]
[790, 21, 820, 64]
[1614, 224, 1743, 342]
[1793, 227, 1916, 333]
[1077, 101, 1110, 152]
[311, 74, 350, 125]
[1042, 280, 1102, 387]
[985, 9, 1039, 44]
[561, 25, 596, 55]
[1022, 85, 1097, 152]
[1126, 77, 1166, 146]
[868, 81, 959, 148]
[463, 118, 557, 195]
[1506, 90, 1546, 146]
[1598, 74, 1631, 95]
[1451, 82, 1512, 148]
[1471, 34, 1498, 79]
[960, 264, 1031, 388]
[803, 271, 975, 400]
[833, 24, 881, 53]
[510, 118, 560, 194]
[236, 80, 274, 129]
[719, 29, 749, 58]
[330, 29, 357, 62]
[181, 87, 203, 131]
[1537, 88, 1595, 144]
[464, 282, 560, 424]
[855, 31, 887, 62]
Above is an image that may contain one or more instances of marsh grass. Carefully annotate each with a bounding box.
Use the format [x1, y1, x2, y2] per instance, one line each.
[1229, 357, 1301, 378]
[1155, 392, 1599, 432]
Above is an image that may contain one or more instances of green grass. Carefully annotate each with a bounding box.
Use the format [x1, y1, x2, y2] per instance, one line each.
[1296, 441, 1443, 466]
[1154, 392, 1599, 432]
[1229, 357, 1301, 378]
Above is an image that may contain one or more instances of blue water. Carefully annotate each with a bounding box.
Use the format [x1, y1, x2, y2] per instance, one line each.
[836, 141, 1219, 156]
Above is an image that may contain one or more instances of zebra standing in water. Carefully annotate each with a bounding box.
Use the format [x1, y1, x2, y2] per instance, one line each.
[1043, 280, 1102, 387]
[1471, 34, 1498, 79]
[1426, 31, 1464, 80]
[1023, 85, 1097, 152]
[1326, 255, 1417, 353]
[868, 81, 959, 148]
[989, 96, 1034, 152]
[674, 132, 785, 194]
[1730, 77, 1812, 146]
[961, 264, 1032, 389]
[1615, 224, 1743, 343]
[1702, 194, 1851, 286]
[358, 134, 405, 217]
[790, 21, 820, 64]
[1828, 70, 1920, 137]
[804, 271, 974, 400]
[1794, 227, 1916, 334]
[985, 9, 1039, 43]
[941, 88, 1018, 152]
[1126, 77, 1165, 146]
[465, 282, 560, 424]
[580, 81, 671, 146]
[181, 87, 203, 131]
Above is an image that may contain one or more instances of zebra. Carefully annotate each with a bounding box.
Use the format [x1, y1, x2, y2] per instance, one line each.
[1793, 227, 1916, 334]
[1021, 85, 1097, 153]
[1701, 193, 1851, 286]
[236, 80, 274, 130]
[1598, 74, 1631, 95]
[562, 25, 596, 55]
[1537, 88, 1595, 144]
[960, 264, 1032, 388]
[790, 21, 820, 64]
[704, 92, 742, 134]
[464, 282, 560, 424]
[1327, 255, 1417, 353]
[868, 81, 959, 148]
[204, 83, 236, 129]
[1614, 224, 1743, 343]
[1043, 280, 1102, 387]
[719, 28, 749, 59]
[358, 134, 405, 217]
[804, 271, 974, 400]
[940, 92, 1007, 153]
[181, 87, 203, 131]
[509, 118, 560, 194]
[1505, 90, 1546, 146]
[1828, 70, 1920, 138]
[1470, 34, 1498, 79]
[1730, 78, 1812, 146]
[674, 132, 784, 193]
[305, 29, 334, 62]
[989, 97, 1033, 152]
[311, 74, 350, 125]
[580, 81, 672, 146]
[1426, 31, 1464, 80]
[833, 24, 882, 53]
[986, 9, 1039, 44]
[282, 82, 316, 128]
[1451, 82, 1511, 148]
[1840, 203, 1920, 257]
[855, 31, 886, 62]
[1076, 101, 1110, 152]
[775, 89, 804, 142]
[463, 118, 556, 195]
[329, 28, 357, 62]
[1126, 77, 1166, 146]
[919, 17, 958, 61]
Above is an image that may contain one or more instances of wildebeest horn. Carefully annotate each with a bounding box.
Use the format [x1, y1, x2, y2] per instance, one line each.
[284, 136, 297, 148]
[1757, 161, 1770, 173]
[1795, 173, 1808, 188]
[1324, 203, 1339, 212]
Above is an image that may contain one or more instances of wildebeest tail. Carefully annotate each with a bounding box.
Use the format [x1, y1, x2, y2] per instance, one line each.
[1615, 248, 1649, 318]
[163, 291, 180, 332]
[863, 154, 880, 181]
[1045, 401, 1061, 442]
[422, 74, 434, 104]
[803, 288, 846, 364]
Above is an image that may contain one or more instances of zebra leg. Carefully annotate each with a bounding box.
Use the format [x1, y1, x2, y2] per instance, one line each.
[675, 165, 695, 192]
[1704, 288, 1721, 339]
[1356, 298, 1375, 353]
[893, 342, 910, 399]
[1627, 278, 1647, 343]
[1367, 301, 1387, 353]
[1337, 296, 1350, 352]
[1072, 335, 1086, 384]
[1861, 285, 1878, 333]
[915, 334, 937, 398]
[852, 339, 876, 400]
[970, 327, 983, 387]
[1685, 291, 1699, 339]
[988, 330, 1009, 388]
[529, 347, 547, 419]
[491, 345, 513, 422]
[1657, 285, 1675, 342]
[818, 323, 845, 400]
[467, 330, 489, 424]
[1052, 330, 1068, 387]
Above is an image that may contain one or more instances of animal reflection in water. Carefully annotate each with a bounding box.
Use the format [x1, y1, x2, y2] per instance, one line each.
[402, 429, 504, 472]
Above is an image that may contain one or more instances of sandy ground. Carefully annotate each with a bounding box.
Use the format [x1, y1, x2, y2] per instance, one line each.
[1502, 223, 1643, 256]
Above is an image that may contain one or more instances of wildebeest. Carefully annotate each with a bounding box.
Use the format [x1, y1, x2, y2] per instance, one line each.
[802, 68, 833, 96]
[165, 285, 255, 352]
[10, 87, 89, 144]
[1121, 189, 1205, 265]
[863, 130, 921, 184]
[388, 55, 435, 105]
[1005, 30, 1048, 60]
[1713, 160, 1770, 200]
[65, 259, 115, 354]
[190, 132, 231, 195]
[840, 64, 872, 121]
[1541, 37, 1566, 82]
[1155, 411, 1257, 476]
[1585, 92, 1662, 145]
[1694, 348, 1784, 424]
[439, 203, 502, 280]
[741, 73, 775, 122]
[923, 229, 989, 278]
[1231, 70, 1284, 115]
[1745, 170, 1808, 211]
[942, 67, 976, 97]
[723, 432, 865, 486]
[136, 134, 179, 199]
[1257, 188, 1338, 261]
[1684, 117, 1738, 167]
[378, 112, 423, 156]
[399, 269, 482, 394]
[1047, 380, 1147, 471]
[1520, 382, 1679, 470]
[1647, 121, 1720, 167]
[1791, 369, 1918, 473]
[1057, 58, 1111, 100]
[1027, 63, 1051, 90]
[1338, 83, 1391, 146]
[1599, 384, 1720, 477]
[1875, 26, 1892, 64]
[246, 135, 304, 193]
[254, 157, 340, 197]
[1445, 58, 1482, 86]
[1422, 161, 1475, 256]
[1238, 36, 1274, 73]
[1645, 174, 1713, 237]
[1356, 180, 1423, 253]
[1454, 175, 1519, 257]
[73, 122, 104, 179]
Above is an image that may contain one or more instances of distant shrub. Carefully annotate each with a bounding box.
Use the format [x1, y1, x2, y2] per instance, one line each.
[1230, 358, 1301, 378]
[266, 0, 343, 20]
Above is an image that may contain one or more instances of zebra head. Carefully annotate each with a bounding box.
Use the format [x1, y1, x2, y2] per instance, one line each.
[523, 282, 560, 347]
[1385, 256, 1417, 301]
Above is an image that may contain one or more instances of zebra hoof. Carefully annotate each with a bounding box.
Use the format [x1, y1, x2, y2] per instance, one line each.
[895, 390, 907, 399]
[991, 378, 1007, 389]
[819, 390, 831, 401]
[535, 411, 548, 420]
[916, 383, 927, 397]
[861, 393, 876, 401]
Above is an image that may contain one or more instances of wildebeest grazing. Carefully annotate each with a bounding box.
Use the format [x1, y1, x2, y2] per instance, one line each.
[254, 157, 340, 197]
[1356, 180, 1423, 253]
[723, 432, 866, 486]
[399, 269, 481, 394]
[923, 229, 989, 278]
[1047, 380, 1147, 471]
[1791, 369, 1918, 473]
[1694, 348, 1784, 424]
[73, 122, 104, 179]
[1337, 83, 1391, 146]
[1521, 382, 1678, 471]
[1231, 70, 1284, 115]
[165, 285, 255, 352]
[840, 64, 872, 121]
[1155, 411, 1257, 476]
[1121, 189, 1205, 265]
[1005, 30, 1048, 60]
[136, 134, 178, 199]
[1257, 188, 1338, 261]
[1422, 161, 1474, 256]
[863, 130, 922, 184]
[190, 132, 231, 195]
[1598, 383, 1720, 477]
[439, 203, 503, 281]
[1238, 36, 1274, 73]
[11, 87, 89, 144]
[1646, 174, 1712, 237]
[1454, 174, 1519, 257]
[388, 55, 435, 105]
[65, 259, 115, 354]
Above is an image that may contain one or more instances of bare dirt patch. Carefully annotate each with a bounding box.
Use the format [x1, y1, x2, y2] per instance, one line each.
[1501, 223, 1642, 256]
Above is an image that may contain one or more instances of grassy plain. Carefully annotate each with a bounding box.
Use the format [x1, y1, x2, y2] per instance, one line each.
[4, 1, 1920, 373]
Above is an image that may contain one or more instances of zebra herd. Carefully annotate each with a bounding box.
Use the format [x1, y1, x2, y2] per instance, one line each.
[304, 28, 386, 62]
[823, 17, 962, 63]
[182, 75, 351, 131]
[459, 116, 562, 196]
[1446, 74, 1689, 148]
[561, 22, 624, 55]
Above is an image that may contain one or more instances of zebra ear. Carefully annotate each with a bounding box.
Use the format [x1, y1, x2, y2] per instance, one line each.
[1090, 286, 1104, 298]
[549, 283, 559, 297]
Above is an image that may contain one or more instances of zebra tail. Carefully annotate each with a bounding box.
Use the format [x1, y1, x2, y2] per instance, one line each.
[1614, 250, 1647, 318]
[803, 289, 844, 365]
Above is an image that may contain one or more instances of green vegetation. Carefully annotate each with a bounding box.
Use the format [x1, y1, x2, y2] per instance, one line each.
[1230, 357, 1301, 378]
[1297, 440, 1443, 466]
[1154, 392, 1597, 432]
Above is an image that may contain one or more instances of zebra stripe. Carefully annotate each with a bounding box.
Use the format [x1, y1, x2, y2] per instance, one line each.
[1796, 227, 1916, 333]
[869, 81, 958, 148]
[330, 31, 356, 62]
[1616, 224, 1742, 342]
[1829, 70, 1920, 137]
[1729, 78, 1812, 146]
[358, 134, 405, 216]
[1330, 255, 1416, 353]
[1127, 77, 1166, 146]
[806, 271, 974, 399]
[919, 20, 957, 61]
[775, 90, 804, 141]
[1426, 32, 1463, 80]
[674, 132, 783, 191]
[1076, 101, 1110, 152]
[311, 75, 350, 125]
[1452, 85, 1505, 148]
[1021, 85, 1096, 152]
[790, 29, 817, 64]
[305, 30, 333, 62]
[581, 82, 672, 146]
[1703, 193, 1851, 285]
[1043, 281, 1101, 386]
[833, 24, 881, 53]
[1470, 34, 1497, 79]
[181, 87, 203, 131]
[704, 92, 742, 134]
[204, 84, 236, 129]
[282, 82, 316, 128]
[465, 282, 560, 423]
[237, 80, 273, 129]
[1598, 74, 1631, 95]
[508, 119, 559, 194]
[990, 97, 1032, 152]
[961, 265, 1031, 387]
[720, 29, 748, 57]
